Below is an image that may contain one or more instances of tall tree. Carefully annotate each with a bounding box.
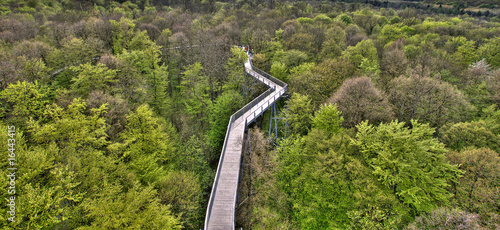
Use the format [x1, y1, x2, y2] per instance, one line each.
[328, 77, 394, 128]
[388, 67, 472, 127]
[80, 181, 181, 229]
[284, 93, 314, 136]
[108, 104, 176, 185]
[27, 98, 108, 150]
[207, 90, 243, 160]
[70, 63, 118, 98]
[0, 80, 50, 121]
[446, 148, 500, 223]
[352, 120, 460, 214]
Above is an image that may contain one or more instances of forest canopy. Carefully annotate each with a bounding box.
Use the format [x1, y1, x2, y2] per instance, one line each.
[0, 0, 499, 229]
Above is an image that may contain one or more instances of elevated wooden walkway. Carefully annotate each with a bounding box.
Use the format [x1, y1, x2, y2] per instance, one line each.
[204, 51, 287, 230]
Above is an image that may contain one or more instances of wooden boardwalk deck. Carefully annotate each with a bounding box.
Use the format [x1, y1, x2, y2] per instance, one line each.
[205, 52, 287, 230]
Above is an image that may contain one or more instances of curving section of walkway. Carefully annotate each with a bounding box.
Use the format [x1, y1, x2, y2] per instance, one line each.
[204, 51, 287, 230]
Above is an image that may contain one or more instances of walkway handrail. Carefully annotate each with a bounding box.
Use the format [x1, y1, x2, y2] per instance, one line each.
[204, 114, 235, 230]
[205, 49, 287, 230]
[204, 62, 274, 230]
[248, 58, 288, 90]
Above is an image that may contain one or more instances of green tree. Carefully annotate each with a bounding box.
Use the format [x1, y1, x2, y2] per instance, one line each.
[0, 124, 81, 228]
[478, 37, 500, 68]
[180, 63, 211, 119]
[343, 39, 378, 69]
[297, 17, 314, 24]
[446, 148, 500, 223]
[110, 18, 136, 55]
[272, 49, 308, 69]
[285, 33, 317, 56]
[439, 121, 500, 153]
[311, 103, 343, 135]
[0, 81, 50, 120]
[157, 171, 202, 229]
[46, 37, 105, 68]
[276, 125, 404, 229]
[284, 93, 314, 136]
[454, 39, 479, 68]
[319, 39, 342, 60]
[388, 68, 473, 127]
[80, 181, 181, 229]
[128, 30, 156, 51]
[352, 120, 461, 214]
[380, 24, 406, 42]
[313, 58, 357, 101]
[338, 13, 353, 25]
[117, 42, 168, 113]
[225, 46, 250, 97]
[27, 98, 108, 150]
[207, 90, 243, 156]
[108, 104, 175, 185]
[270, 61, 288, 82]
[70, 63, 118, 97]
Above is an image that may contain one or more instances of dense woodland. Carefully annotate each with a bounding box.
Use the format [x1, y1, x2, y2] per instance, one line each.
[0, 0, 499, 229]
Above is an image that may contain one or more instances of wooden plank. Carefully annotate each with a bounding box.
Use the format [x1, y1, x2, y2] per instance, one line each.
[205, 56, 287, 230]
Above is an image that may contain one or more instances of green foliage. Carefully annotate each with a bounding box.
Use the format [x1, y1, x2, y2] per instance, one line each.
[478, 37, 500, 68]
[80, 181, 181, 229]
[297, 17, 314, 24]
[270, 61, 288, 82]
[285, 93, 314, 136]
[0, 125, 81, 228]
[2, 1, 500, 228]
[313, 58, 357, 102]
[343, 39, 378, 69]
[453, 38, 479, 68]
[276, 123, 405, 229]
[338, 13, 353, 25]
[446, 148, 500, 223]
[180, 63, 211, 118]
[273, 49, 309, 68]
[110, 18, 136, 54]
[157, 171, 202, 229]
[439, 121, 500, 152]
[27, 98, 108, 149]
[319, 39, 342, 60]
[482, 105, 500, 134]
[311, 103, 343, 135]
[314, 14, 332, 24]
[225, 46, 249, 93]
[389, 16, 401, 24]
[20, 57, 50, 83]
[0, 81, 50, 119]
[46, 38, 104, 68]
[353, 120, 460, 214]
[359, 57, 380, 77]
[207, 90, 243, 152]
[290, 62, 315, 76]
[389, 70, 473, 127]
[108, 104, 175, 185]
[118, 45, 161, 74]
[148, 64, 171, 114]
[70, 63, 118, 97]
[128, 30, 156, 51]
[380, 24, 406, 42]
